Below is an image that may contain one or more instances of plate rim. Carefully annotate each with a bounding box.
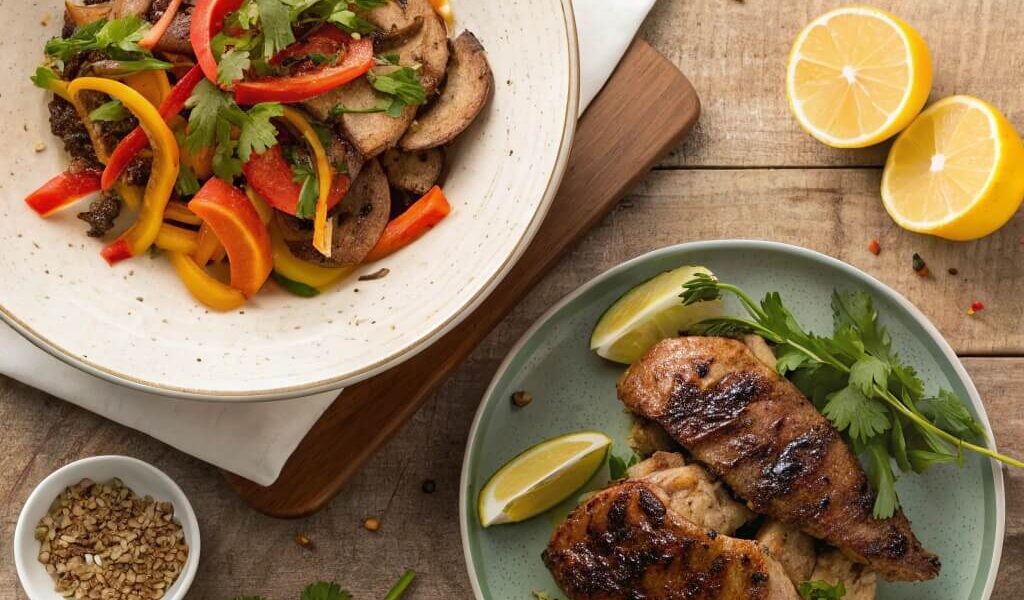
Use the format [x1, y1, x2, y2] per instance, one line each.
[0, 0, 582, 401]
[459, 239, 1006, 600]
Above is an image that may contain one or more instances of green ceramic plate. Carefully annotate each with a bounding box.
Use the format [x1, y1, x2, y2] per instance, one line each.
[460, 241, 1005, 600]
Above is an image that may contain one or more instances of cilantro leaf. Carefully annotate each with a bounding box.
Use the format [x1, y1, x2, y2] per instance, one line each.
[327, 6, 377, 34]
[367, 66, 427, 106]
[218, 48, 252, 86]
[832, 290, 891, 360]
[775, 346, 809, 376]
[185, 80, 281, 180]
[849, 356, 888, 395]
[300, 581, 352, 600]
[918, 390, 987, 442]
[823, 385, 890, 443]
[237, 102, 284, 161]
[352, 0, 388, 8]
[45, 17, 155, 64]
[608, 450, 640, 480]
[88, 99, 130, 122]
[30, 66, 59, 90]
[295, 173, 319, 219]
[255, 0, 296, 59]
[175, 163, 201, 197]
[865, 440, 899, 518]
[797, 580, 846, 600]
[185, 80, 235, 152]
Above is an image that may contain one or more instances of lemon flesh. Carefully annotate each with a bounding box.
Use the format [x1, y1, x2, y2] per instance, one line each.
[478, 431, 611, 527]
[786, 6, 932, 148]
[882, 95, 1024, 240]
[591, 266, 723, 365]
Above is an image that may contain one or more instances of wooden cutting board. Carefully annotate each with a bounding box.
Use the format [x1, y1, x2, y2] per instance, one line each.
[223, 39, 701, 517]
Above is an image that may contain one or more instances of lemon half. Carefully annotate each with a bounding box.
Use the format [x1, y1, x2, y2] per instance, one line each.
[786, 6, 932, 148]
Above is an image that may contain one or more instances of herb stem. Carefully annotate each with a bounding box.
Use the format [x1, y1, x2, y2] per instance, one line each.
[871, 383, 1024, 468]
[382, 570, 416, 600]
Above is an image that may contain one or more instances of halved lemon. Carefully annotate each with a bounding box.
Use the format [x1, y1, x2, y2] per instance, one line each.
[786, 6, 932, 148]
[881, 95, 1024, 240]
[591, 266, 723, 365]
[478, 431, 611, 527]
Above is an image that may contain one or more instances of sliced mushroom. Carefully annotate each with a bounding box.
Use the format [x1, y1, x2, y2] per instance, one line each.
[285, 159, 391, 267]
[374, 15, 424, 48]
[110, 0, 153, 18]
[400, 31, 493, 151]
[305, 78, 418, 159]
[366, 0, 448, 93]
[381, 147, 444, 195]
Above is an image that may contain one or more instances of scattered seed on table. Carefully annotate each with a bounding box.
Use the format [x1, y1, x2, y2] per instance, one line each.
[511, 391, 533, 408]
[912, 253, 929, 276]
[363, 517, 381, 532]
[295, 533, 314, 550]
[948, 267, 959, 276]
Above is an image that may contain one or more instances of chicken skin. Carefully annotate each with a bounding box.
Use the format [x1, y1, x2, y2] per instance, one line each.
[543, 481, 799, 600]
[617, 337, 940, 582]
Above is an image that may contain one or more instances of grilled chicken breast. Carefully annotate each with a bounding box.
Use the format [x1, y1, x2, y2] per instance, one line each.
[543, 481, 798, 600]
[617, 337, 940, 582]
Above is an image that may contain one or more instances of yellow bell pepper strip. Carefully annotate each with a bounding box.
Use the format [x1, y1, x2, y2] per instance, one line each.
[188, 178, 273, 297]
[429, 0, 454, 27]
[124, 70, 171, 107]
[280, 106, 334, 257]
[155, 223, 199, 254]
[42, 77, 109, 163]
[68, 77, 180, 265]
[115, 182, 143, 211]
[167, 251, 247, 311]
[192, 222, 222, 265]
[244, 186, 274, 226]
[269, 220, 351, 289]
[25, 170, 102, 217]
[163, 200, 203, 226]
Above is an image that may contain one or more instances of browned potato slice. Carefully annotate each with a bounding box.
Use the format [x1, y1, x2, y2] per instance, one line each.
[400, 31, 493, 151]
[285, 159, 391, 267]
[381, 147, 444, 195]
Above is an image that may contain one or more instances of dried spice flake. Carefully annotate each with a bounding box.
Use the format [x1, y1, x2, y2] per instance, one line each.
[948, 267, 959, 276]
[358, 268, 390, 281]
[912, 253, 929, 276]
[867, 239, 881, 255]
[968, 301, 985, 316]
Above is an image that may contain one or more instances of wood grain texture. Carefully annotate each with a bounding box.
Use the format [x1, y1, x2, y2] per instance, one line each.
[641, 0, 1024, 167]
[223, 38, 701, 517]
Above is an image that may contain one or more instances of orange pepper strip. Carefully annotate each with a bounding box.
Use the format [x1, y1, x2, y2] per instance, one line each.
[364, 186, 451, 262]
[155, 223, 199, 254]
[139, 0, 185, 50]
[164, 201, 203, 226]
[167, 251, 247, 311]
[68, 77, 179, 265]
[188, 178, 273, 297]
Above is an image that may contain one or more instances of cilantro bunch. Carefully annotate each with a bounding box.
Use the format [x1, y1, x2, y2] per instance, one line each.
[681, 273, 1022, 519]
[233, 570, 415, 600]
[212, 0, 389, 87]
[43, 17, 172, 73]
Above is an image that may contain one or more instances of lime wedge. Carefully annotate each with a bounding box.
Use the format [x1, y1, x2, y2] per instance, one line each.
[478, 431, 611, 527]
[591, 265, 723, 364]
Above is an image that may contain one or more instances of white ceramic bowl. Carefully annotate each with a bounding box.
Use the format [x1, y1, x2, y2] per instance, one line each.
[14, 456, 200, 600]
[0, 1, 579, 399]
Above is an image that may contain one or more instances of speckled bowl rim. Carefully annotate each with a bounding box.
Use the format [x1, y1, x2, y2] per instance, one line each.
[459, 240, 1006, 600]
[0, 1, 581, 401]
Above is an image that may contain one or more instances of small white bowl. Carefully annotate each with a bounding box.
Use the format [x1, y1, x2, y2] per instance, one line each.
[13, 456, 200, 600]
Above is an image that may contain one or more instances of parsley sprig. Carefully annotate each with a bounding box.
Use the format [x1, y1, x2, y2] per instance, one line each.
[231, 570, 415, 600]
[185, 80, 283, 180]
[680, 273, 1023, 519]
[43, 17, 172, 72]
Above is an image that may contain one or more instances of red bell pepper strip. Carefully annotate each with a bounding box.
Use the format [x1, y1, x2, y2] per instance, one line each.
[233, 34, 374, 104]
[364, 186, 450, 262]
[102, 65, 205, 191]
[242, 143, 349, 216]
[188, 178, 273, 297]
[25, 170, 103, 217]
[191, 0, 245, 85]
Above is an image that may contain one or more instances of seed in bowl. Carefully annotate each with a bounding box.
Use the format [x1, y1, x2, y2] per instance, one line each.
[34, 478, 188, 600]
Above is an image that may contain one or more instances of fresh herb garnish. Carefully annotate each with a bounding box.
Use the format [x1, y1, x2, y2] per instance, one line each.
[31, 66, 60, 90]
[329, 98, 405, 117]
[381, 570, 416, 600]
[300, 582, 351, 600]
[273, 271, 321, 297]
[680, 273, 1022, 519]
[256, 0, 297, 59]
[607, 450, 640, 480]
[88, 99, 130, 122]
[798, 580, 846, 600]
[367, 66, 426, 106]
[44, 17, 171, 71]
[218, 48, 253, 86]
[185, 80, 283, 180]
[175, 163, 202, 197]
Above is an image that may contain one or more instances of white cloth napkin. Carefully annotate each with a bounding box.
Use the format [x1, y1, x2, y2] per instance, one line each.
[0, 0, 656, 486]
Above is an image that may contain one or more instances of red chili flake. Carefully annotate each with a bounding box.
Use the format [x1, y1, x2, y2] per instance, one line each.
[911, 253, 929, 276]
[967, 301, 985, 316]
[868, 239, 881, 255]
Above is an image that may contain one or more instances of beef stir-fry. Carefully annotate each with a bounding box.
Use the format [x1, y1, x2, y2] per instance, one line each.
[26, 0, 492, 310]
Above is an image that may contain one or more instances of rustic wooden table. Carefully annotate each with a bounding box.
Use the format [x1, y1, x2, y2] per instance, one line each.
[3, 1, 1022, 598]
